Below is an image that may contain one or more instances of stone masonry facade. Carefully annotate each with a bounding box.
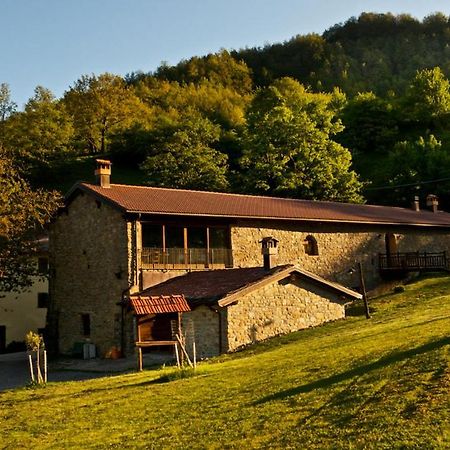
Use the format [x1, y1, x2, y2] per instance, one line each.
[182, 306, 222, 359]
[225, 277, 345, 352]
[231, 220, 450, 290]
[49, 194, 131, 356]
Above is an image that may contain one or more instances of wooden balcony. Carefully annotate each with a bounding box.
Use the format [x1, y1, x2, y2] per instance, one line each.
[379, 251, 449, 274]
[141, 247, 233, 270]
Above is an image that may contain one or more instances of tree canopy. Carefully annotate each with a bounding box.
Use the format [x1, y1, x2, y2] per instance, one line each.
[0, 148, 60, 292]
[240, 78, 363, 202]
[140, 114, 229, 191]
[63, 73, 148, 154]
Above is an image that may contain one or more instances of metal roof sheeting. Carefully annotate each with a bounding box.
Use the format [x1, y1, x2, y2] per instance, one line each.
[130, 294, 191, 315]
[69, 182, 450, 227]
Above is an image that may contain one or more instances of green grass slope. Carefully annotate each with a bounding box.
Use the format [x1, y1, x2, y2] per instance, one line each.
[1, 276, 449, 449]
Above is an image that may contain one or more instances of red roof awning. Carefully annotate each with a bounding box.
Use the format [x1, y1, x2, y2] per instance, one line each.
[129, 294, 190, 315]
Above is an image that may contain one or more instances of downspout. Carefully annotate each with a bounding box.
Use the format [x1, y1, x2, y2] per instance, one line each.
[120, 284, 133, 357]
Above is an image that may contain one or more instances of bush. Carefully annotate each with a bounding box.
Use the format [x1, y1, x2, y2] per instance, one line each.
[5, 340, 26, 353]
[393, 285, 406, 293]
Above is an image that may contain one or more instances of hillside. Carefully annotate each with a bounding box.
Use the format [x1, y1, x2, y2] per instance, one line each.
[155, 12, 450, 96]
[1, 275, 449, 448]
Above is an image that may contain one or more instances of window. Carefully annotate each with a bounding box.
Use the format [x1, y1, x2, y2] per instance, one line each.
[37, 292, 49, 308]
[38, 257, 49, 274]
[304, 235, 319, 256]
[142, 224, 163, 248]
[81, 314, 91, 337]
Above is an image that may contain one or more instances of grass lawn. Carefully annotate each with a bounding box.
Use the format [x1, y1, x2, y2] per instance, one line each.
[1, 276, 449, 449]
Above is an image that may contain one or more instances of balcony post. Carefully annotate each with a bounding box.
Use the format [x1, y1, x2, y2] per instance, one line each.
[184, 228, 188, 266]
[162, 225, 167, 269]
[206, 227, 210, 268]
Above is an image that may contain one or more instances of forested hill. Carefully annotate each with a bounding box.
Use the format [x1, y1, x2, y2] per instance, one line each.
[155, 12, 450, 96]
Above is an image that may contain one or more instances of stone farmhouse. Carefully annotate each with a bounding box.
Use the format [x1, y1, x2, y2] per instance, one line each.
[48, 160, 450, 358]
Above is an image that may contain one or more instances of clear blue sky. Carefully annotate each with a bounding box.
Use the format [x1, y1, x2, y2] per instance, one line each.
[2, 0, 450, 108]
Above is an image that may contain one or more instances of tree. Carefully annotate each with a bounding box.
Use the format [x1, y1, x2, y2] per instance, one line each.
[63, 73, 147, 154]
[339, 92, 399, 155]
[404, 67, 450, 126]
[239, 78, 363, 202]
[386, 135, 450, 187]
[0, 83, 16, 122]
[1, 86, 74, 174]
[0, 148, 60, 293]
[154, 50, 253, 94]
[140, 114, 229, 191]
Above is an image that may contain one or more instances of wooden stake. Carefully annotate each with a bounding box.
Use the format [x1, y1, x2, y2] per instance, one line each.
[358, 262, 371, 319]
[44, 350, 48, 383]
[193, 341, 197, 370]
[137, 347, 143, 371]
[28, 354, 35, 383]
[36, 350, 43, 384]
[175, 334, 193, 368]
[174, 343, 180, 368]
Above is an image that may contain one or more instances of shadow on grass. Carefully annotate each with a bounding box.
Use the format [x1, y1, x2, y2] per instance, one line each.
[254, 336, 450, 405]
[345, 302, 377, 317]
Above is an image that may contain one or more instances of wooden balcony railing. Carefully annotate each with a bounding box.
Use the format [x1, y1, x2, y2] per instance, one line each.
[379, 251, 449, 272]
[141, 247, 233, 270]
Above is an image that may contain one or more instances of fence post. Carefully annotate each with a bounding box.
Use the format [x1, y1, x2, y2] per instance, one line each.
[358, 262, 371, 319]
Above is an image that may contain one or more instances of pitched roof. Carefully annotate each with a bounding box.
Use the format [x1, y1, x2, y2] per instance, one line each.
[129, 294, 190, 315]
[68, 182, 450, 227]
[137, 265, 362, 308]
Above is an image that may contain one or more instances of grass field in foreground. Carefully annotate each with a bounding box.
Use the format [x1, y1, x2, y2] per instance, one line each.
[1, 275, 449, 449]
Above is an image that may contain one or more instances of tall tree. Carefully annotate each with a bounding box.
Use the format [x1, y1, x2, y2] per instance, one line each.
[63, 73, 147, 154]
[0, 147, 60, 293]
[0, 83, 16, 122]
[140, 114, 229, 191]
[404, 67, 450, 127]
[339, 92, 399, 156]
[1, 86, 74, 174]
[240, 77, 363, 202]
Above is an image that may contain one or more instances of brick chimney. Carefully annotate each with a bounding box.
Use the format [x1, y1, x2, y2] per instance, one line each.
[412, 196, 420, 212]
[259, 237, 279, 271]
[95, 159, 112, 188]
[426, 194, 439, 213]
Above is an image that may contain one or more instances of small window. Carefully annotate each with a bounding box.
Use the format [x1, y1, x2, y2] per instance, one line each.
[37, 292, 49, 308]
[81, 314, 91, 337]
[304, 235, 319, 256]
[38, 257, 49, 274]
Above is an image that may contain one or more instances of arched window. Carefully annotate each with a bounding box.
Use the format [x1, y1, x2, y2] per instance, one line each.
[304, 235, 319, 256]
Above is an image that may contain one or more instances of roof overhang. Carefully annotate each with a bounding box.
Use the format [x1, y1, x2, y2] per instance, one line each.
[64, 183, 450, 230]
[217, 266, 362, 308]
[129, 294, 191, 315]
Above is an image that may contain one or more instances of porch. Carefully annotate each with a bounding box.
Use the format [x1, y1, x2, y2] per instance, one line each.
[141, 247, 233, 269]
[379, 251, 449, 274]
[140, 222, 233, 270]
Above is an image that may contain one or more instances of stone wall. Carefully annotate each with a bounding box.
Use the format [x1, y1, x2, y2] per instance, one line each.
[182, 305, 221, 359]
[49, 194, 131, 356]
[225, 277, 346, 352]
[231, 221, 450, 289]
